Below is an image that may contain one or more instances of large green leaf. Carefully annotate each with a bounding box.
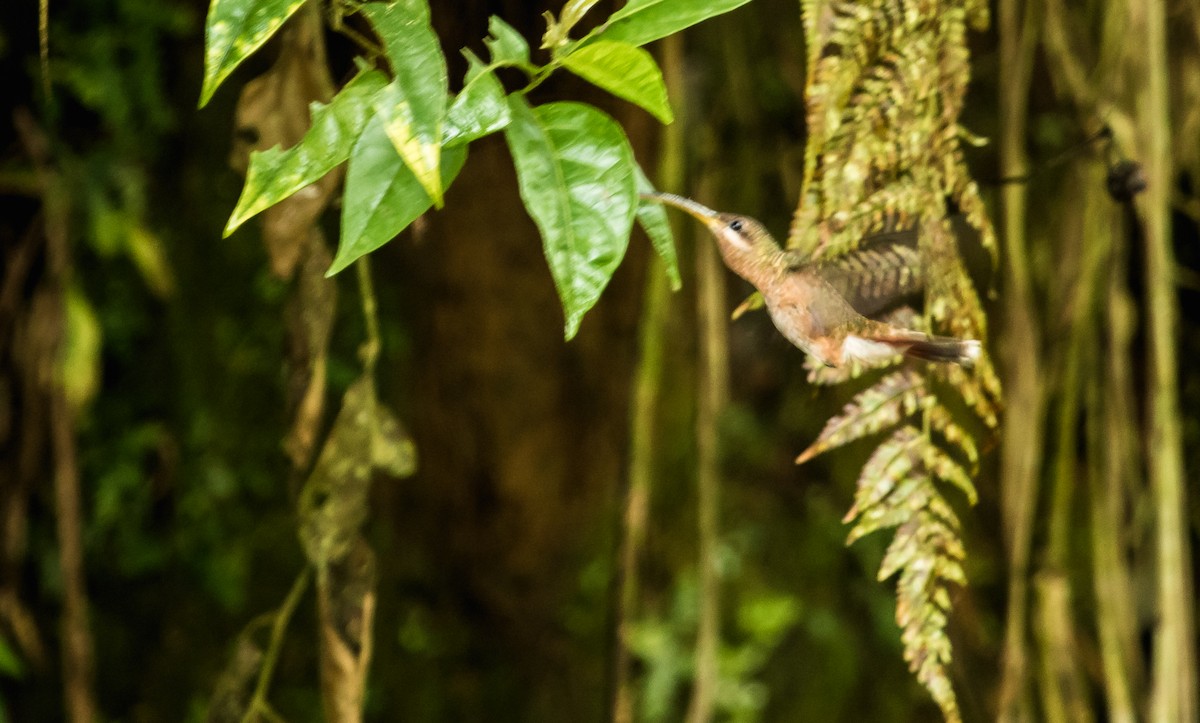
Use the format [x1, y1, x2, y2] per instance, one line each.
[331, 116, 467, 276]
[561, 40, 674, 123]
[444, 51, 511, 147]
[594, 0, 753, 47]
[361, 0, 448, 207]
[199, 0, 307, 107]
[633, 165, 681, 289]
[504, 97, 637, 339]
[225, 69, 388, 235]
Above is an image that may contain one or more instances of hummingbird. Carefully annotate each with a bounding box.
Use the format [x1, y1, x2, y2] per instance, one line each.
[643, 192, 981, 368]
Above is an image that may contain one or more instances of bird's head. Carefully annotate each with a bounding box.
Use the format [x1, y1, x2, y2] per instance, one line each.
[639, 193, 780, 273]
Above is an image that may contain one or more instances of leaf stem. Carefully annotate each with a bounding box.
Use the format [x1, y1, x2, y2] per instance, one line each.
[241, 568, 312, 723]
[327, 1, 384, 60]
[522, 64, 558, 94]
[356, 256, 380, 373]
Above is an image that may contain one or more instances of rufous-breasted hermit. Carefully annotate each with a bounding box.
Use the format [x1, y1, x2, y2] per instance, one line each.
[642, 192, 981, 369]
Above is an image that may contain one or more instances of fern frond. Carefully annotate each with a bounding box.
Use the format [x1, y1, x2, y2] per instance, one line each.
[879, 513, 963, 581]
[937, 363, 1000, 429]
[925, 492, 963, 531]
[926, 404, 979, 466]
[895, 509, 966, 722]
[845, 474, 967, 723]
[846, 477, 931, 543]
[805, 355, 879, 385]
[845, 425, 923, 519]
[926, 443, 978, 505]
[796, 0, 998, 718]
[795, 369, 930, 463]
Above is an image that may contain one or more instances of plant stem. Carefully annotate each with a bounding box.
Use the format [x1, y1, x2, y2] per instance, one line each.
[610, 261, 671, 723]
[1134, 0, 1198, 719]
[356, 257, 380, 374]
[996, 0, 1043, 719]
[52, 392, 96, 723]
[241, 568, 312, 723]
[1093, 196, 1142, 722]
[610, 31, 686, 723]
[16, 108, 97, 723]
[685, 176, 728, 723]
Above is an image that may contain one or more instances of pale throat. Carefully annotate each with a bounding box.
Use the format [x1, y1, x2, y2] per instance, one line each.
[716, 236, 785, 289]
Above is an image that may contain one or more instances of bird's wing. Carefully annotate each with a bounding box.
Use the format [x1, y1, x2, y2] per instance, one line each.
[802, 274, 878, 337]
[788, 240, 924, 317]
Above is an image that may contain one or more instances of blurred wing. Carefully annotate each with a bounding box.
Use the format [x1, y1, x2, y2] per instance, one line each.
[792, 240, 924, 317]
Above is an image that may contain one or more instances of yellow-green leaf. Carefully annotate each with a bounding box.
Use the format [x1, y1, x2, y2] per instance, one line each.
[371, 403, 417, 478]
[360, 1, 448, 207]
[443, 51, 511, 147]
[199, 0, 307, 107]
[330, 116, 467, 276]
[633, 165, 681, 289]
[225, 69, 388, 234]
[126, 226, 175, 298]
[845, 425, 923, 521]
[561, 40, 674, 124]
[595, 0, 753, 47]
[60, 285, 102, 409]
[484, 15, 532, 69]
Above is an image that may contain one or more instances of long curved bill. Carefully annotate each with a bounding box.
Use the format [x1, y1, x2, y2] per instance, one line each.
[638, 192, 720, 225]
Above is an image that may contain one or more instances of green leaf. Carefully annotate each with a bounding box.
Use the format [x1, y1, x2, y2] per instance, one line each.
[504, 97, 637, 339]
[371, 403, 418, 477]
[61, 284, 102, 409]
[0, 633, 24, 678]
[199, 0, 307, 107]
[561, 40, 674, 123]
[633, 165, 681, 289]
[297, 376, 376, 565]
[444, 51, 511, 147]
[225, 69, 388, 234]
[485, 16, 532, 69]
[595, 0, 753, 47]
[331, 117, 467, 276]
[126, 226, 175, 298]
[361, 0, 448, 207]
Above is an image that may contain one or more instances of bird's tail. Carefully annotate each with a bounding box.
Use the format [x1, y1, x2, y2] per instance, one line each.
[854, 333, 982, 368]
[901, 337, 981, 367]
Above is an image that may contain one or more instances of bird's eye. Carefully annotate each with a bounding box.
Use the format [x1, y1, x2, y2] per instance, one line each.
[729, 219, 744, 232]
